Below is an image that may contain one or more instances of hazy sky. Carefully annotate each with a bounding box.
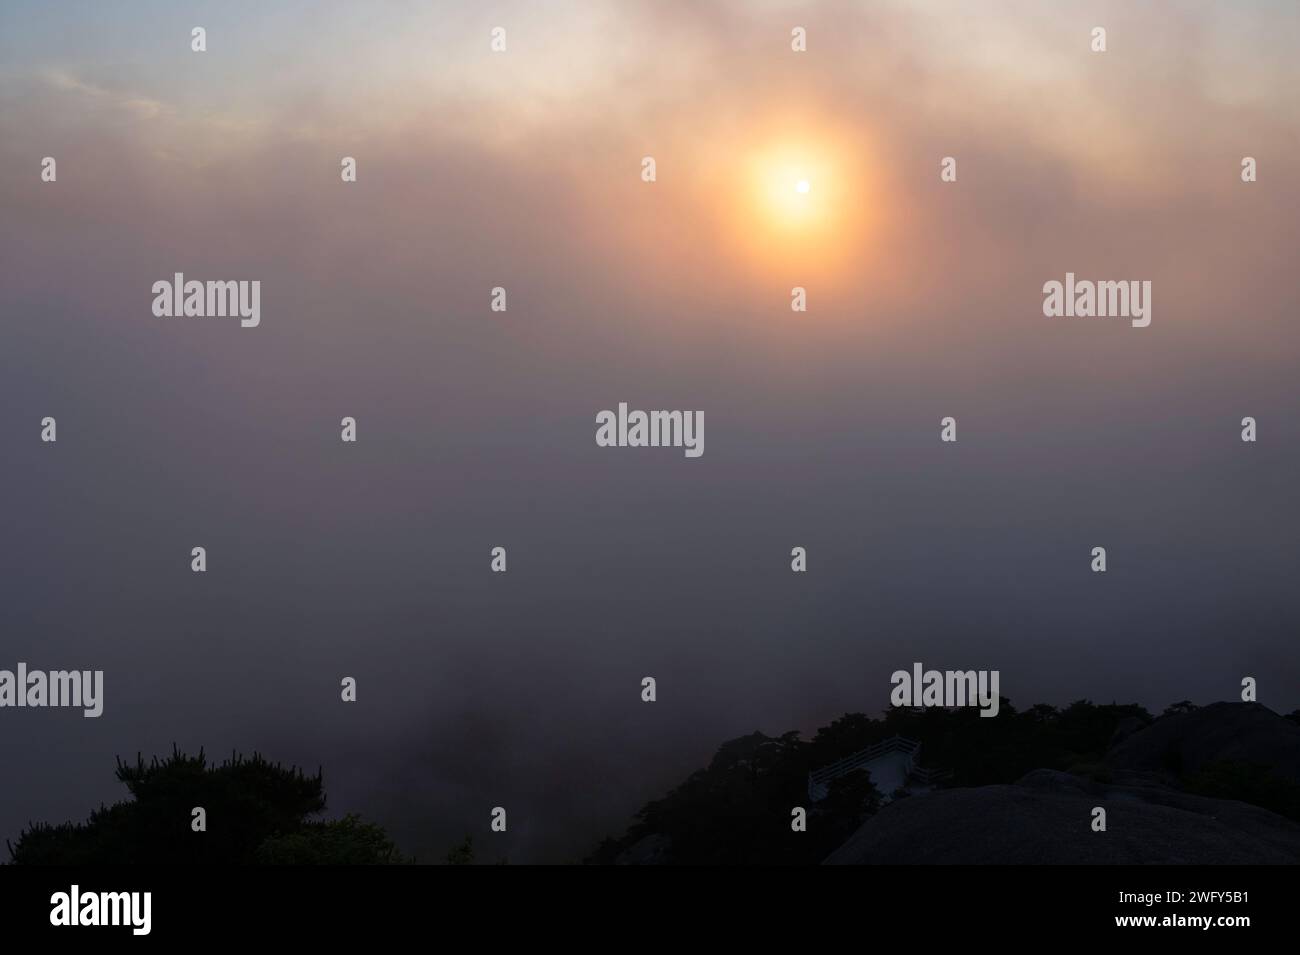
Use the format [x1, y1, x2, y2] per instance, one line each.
[2, 0, 1298, 862]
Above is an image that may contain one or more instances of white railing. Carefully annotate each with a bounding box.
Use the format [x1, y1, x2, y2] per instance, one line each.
[909, 765, 952, 785]
[808, 734, 940, 801]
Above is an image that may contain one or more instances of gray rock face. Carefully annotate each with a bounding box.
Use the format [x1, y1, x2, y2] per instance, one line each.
[614, 833, 670, 865]
[823, 769, 1300, 864]
[1107, 715, 1147, 748]
[1105, 702, 1300, 784]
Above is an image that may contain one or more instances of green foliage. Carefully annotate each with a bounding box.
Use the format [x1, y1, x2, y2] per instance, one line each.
[592, 698, 1164, 864]
[1184, 760, 1300, 822]
[588, 730, 847, 865]
[8, 746, 401, 865]
[822, 769, 882, 835]
[445, 836, 475, 865]
[869, 698, 1153, 787]
[256, 815, 407, 864]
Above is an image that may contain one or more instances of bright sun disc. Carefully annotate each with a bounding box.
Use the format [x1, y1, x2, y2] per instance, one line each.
[725, 127, 885, 278]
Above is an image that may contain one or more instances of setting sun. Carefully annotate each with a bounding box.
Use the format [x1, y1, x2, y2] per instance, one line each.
[744, 149, 825, 232]
[675, 114, 894, 289]
[710, 124, 886, 281]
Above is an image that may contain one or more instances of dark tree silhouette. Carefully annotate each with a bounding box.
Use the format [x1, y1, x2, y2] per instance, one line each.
[1184, 760, 1300, 822]
[591, 697, 1178, 864]
[445, 836, 475, 865]
[256, 816, 405, 864]
[588, 729, 855, 865]
[8, 747, 403, 865]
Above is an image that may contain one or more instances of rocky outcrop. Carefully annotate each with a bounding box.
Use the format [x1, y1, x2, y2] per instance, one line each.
[1105, 702, 1300, 784]
[613, 833, 670, 865]
[823, 769, 1300, 864]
